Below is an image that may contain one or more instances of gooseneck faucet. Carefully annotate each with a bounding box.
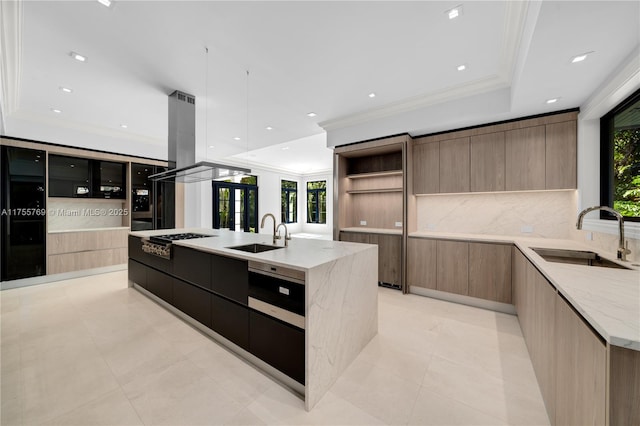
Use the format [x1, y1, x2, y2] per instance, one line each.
[576, 206, 630, 261]
[260, 213, 277, 245]
[276, 223, 292, 247]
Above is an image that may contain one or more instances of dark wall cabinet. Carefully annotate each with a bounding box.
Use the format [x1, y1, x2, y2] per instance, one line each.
[49, 154, 126, 199]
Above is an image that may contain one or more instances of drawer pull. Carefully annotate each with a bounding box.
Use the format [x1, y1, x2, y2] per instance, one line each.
[279, 286, 290, 296]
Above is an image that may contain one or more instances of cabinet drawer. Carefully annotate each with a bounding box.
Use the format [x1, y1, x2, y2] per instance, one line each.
[128, 235, 172, 273]
[249, 310, 305, 384]
[128, 259, 147, 288]
[173, 245, 212, 290]
[172, 278, 212, 328]
[211, 255, 248, 305]
[212, 294, 249, 350]
[146, 267, 173, 304]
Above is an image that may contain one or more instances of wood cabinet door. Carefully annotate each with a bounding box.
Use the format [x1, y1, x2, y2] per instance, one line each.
[212, 294, 249, 350]
[172, 278, 212, 328]
[173, 245, 212, 290]
[339, 231, 370, 244]
[505, 126, 546, 191]
[436, 240, 469, 295]
[468, 242, 512, 303]
[529, 267, 557, 422]
[371, 234, 402, 286]
[470, 132, 505, 192]
[413, 141, 439, 194]
[545, 121, 577, 189]
[211, 254, 248, 305]
[439, 137, 470, 193]
[512, 248, 528, 330]
[555, 296, 606, 426]
[407, 238, 437, 290]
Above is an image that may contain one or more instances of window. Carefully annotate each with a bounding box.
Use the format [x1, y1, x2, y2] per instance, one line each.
[307, 180, 326, 224]
[601, 89, 640, 221]
[212, 175, 258, 232]
[281, 180, 297, 223]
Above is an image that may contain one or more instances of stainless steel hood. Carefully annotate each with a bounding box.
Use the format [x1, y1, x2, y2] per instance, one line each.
[149, 90, 251, 183]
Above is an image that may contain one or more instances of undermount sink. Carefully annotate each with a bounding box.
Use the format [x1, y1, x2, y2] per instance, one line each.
[530, 247, 631, 270]
[227, 243, 284, 253]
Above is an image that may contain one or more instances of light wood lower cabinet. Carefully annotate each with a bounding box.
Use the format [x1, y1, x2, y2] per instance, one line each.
[436, 240, 469, 295]
[608, 345, 640, 425]
[47, 228, 129, 274]
[339, 231, 401, 287]
[555, 295, 606, 426]
[407, 238, 436, 290]
[468, 242, 511, 303]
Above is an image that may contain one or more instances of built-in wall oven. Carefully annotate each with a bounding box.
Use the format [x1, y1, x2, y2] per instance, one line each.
[248, 261, 305, 329]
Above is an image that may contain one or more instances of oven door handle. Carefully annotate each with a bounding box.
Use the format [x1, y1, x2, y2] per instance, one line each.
[248, 297, 305, 330]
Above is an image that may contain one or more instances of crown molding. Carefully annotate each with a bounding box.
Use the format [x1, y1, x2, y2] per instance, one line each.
[0, 0, 23, 135]
[319, 1, 530, 133]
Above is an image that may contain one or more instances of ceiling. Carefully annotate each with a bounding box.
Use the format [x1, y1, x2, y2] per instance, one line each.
[1, 1, 639, 173]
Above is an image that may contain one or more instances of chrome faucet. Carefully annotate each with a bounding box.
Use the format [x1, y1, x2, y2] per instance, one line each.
[276, 223, 292, 247]
[260, 213, 277, 245]
[576, 206, 630, 261]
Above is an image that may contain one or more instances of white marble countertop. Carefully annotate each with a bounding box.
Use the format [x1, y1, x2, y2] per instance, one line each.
[49, 226, 130, 234]
[130, 228, 376, 272]
[410, 231, 640, 351]
[340, 227, 403, 235]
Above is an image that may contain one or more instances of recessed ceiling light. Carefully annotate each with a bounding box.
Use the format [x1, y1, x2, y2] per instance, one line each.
[571, 51, 593, 63]
[51, 108, 62, 113]
[368, 93, 376, 98]
[208, 145, 215, 149]
[307, 112, 317, 117]
[69, 51, 87, 62]
[457, 64, 466, 71]
[546, 98, 559, 104]
[265, 126, 273, 130]
[120, 124, 128, 129]
[97, 0, 113, 7]
[282, 147, 290, 151]
[233, 137, 241, 141]
[446, 5, 463, 20]
[59, 86, 73, 93]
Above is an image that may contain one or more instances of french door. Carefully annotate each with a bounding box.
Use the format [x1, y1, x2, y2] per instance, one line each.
[213, 183, 258, 232]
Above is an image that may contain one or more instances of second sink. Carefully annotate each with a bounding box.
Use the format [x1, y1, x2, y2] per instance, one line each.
[530, 247, 630, 270]
[227, 243, 284, 254]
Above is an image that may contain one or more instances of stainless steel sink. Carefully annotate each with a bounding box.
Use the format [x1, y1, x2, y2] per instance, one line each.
[530, 247, 631, 270]
[227, 243, 284, 253]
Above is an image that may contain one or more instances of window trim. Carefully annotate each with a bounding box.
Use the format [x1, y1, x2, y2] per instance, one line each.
[600, 88, 640, 222]
[306, 180, 327, 224]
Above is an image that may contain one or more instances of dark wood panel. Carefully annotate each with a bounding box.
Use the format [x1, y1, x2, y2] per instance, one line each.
[212, 294, 249, 350]
[146, 266, 173, 304]
[173, 245, 212, 290]
[172, 278, 212, 328]
[371, 234, 402, 286]
[347, 151, 402, 174]
[412, 141, 439, 194]
[249, 310, 305, 384]
[128, 259, 147, 289]
[211, 254, 248, 305]
[339, 232, 370, 244]
[468, 243, 512, 303]
[407, 238, 436, 290]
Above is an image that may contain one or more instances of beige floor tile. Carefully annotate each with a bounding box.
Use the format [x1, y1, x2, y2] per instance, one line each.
[288, 391, 386, 425]
[152, 318, 215, 356]
[42, 388, 143, 426]
[409, 387, 508, 425]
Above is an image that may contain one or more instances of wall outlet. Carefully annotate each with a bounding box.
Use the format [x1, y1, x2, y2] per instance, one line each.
[427, 223, 436, 231]
[585, 232, 594, 241]
[360, 220, 367, 226]
[395, 221, 403, 227]
[521, 225, 534, 234]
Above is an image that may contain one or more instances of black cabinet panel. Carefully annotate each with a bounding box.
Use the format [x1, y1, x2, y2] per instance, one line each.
[128, 235, 171, 273]
[128, 259, 147, 288]
[48, 154, 125, 199]
[93, 160, 125, 199]
[211, 255, 248, 305]
[146, 267, 173, 304]
[212, 294, 249, 350]
[249, 310, 305, 384]
[173, 278, 212, 328]
[173, 245, 212, 290]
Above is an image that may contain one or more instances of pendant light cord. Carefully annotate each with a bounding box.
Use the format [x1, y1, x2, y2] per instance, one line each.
[205, 47, 209, 155]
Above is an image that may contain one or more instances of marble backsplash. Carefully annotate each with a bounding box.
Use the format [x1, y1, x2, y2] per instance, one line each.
[572, 228, 640, 263]
[415, 190, 578, 239]
[48, 199, 128, 231]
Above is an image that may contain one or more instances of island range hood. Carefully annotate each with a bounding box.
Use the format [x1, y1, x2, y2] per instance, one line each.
[149, 90, 251, 183]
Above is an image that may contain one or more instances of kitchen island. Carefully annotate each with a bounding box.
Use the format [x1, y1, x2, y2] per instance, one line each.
[128, 228, 378, 411]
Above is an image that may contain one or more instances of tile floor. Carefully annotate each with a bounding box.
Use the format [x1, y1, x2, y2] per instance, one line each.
[1, 271, 550, 425]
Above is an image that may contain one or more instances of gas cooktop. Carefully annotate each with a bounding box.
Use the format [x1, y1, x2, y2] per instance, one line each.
[149, 233, 214, 244]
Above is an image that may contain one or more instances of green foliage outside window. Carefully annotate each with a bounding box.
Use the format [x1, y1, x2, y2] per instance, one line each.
[613, 129, 640, 218]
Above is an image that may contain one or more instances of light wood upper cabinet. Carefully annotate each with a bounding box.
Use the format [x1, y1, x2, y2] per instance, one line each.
[545, 121, 577, 189]
[407, 237, 436, 290]
[505, 125, 546, 191]
[439, 137, 470, 193]
[470, 132, 505, 192]
[436, 240, 469, 295]
[468, 242, 512, 303]
[412, 141, 439, 194]
[555, 295, 606, 426]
